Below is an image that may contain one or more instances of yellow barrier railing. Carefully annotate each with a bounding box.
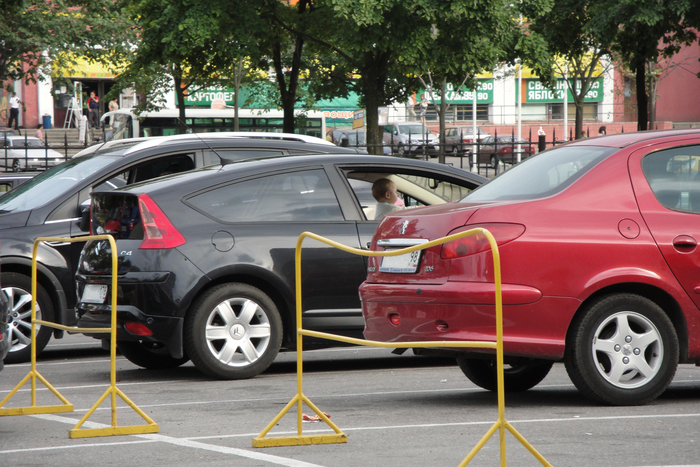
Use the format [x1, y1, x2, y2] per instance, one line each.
[0, 235, 158, 438]
[252, 229, 552, 467]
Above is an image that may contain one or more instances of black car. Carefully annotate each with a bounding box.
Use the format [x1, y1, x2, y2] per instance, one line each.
[75, 155, 485, 379]
[0, 133, 362, 364]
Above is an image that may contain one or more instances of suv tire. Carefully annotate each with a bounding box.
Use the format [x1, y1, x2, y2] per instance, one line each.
[2, 272, 55, 364]
[118, 340, 190, 369]
[184, 283, 283, 380]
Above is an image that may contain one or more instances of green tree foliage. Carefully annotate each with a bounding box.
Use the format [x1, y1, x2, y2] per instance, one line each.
[588, 0, 697, 131]
[415, 0, 535, 161]
[522, 0, 613, 140]
[0, 0, 134, 90]
[111, 0, 262, 133]
[254, 0, 321, 133]
[298, 1, 445, 152]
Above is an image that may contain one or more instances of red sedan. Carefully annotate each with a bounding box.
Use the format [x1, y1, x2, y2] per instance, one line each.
[360, 129, 700, 405]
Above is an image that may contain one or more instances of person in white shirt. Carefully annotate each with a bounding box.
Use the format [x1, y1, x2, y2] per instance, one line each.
[7, 92, 20, 130]
[372, 178, 405, 220]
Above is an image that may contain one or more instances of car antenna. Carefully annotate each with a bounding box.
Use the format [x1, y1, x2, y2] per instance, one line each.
[175, 115, 229, 169]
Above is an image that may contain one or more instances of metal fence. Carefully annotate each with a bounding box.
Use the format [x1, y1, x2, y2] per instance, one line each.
[338, 127, 567, 178]
[1, 132, 92, 172]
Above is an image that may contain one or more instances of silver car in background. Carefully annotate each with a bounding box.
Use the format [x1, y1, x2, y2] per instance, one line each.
[1, 136, 64, 171]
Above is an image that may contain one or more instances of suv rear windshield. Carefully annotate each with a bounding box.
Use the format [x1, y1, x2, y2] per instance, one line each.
[462, 145, 615, 202]
[92, 193, 142, 239]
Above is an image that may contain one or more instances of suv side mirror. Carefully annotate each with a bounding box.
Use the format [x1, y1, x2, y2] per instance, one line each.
[79, 207, 91, 232]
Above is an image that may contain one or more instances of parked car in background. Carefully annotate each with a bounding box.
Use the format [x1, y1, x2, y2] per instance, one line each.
[1, 136, 64, 171]
[0, 270, 9, 372]
[383, 122, 439, 158]
[0, 129, 19, 139]
[443, 126, 491, 156]
[478, 135, 535, 168]
[74, 155, 485, 380]
[360, 129, 700, 406]
[328, 128, 390, 155]
[0, 133, 363, 364]
[0, 172, 39, 195]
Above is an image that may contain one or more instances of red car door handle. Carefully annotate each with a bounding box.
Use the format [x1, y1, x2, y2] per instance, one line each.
[673, 235, 697, 250]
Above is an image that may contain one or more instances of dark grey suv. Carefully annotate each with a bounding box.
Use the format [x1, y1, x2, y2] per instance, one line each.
[0, 133, 362, 364]
[75, 155, 485, 379]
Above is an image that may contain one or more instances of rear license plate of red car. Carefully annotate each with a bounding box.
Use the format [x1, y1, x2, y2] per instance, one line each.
[82, 284, 108, 304]
[379, 249, 421, 273]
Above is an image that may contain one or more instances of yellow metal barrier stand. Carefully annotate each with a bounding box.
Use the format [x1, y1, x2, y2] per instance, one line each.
[0, 235, 158, 439]
[252, 230, 552, 467]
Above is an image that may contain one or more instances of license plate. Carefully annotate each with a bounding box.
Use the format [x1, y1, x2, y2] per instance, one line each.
[379, 249, 422, 273]
[82, 284, 108, 304]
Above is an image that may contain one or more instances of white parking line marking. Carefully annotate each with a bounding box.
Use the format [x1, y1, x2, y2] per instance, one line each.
[23, 414, 325, 467]
[181, 411, 700, 441]
[5, 357, 122, 368]
[8, 411, 700, 467]
[0, 380, 183, 395]
[0, 439, 156, 454]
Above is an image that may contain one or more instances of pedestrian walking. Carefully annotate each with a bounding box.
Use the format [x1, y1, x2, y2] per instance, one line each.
[108, 98, 119, 127]
[419, 94, 428, 126]
[87, 91, 99, 128]
[7, 92, 20, 130]
[598, 125, 607, 136]
[35, 124, 43, 140]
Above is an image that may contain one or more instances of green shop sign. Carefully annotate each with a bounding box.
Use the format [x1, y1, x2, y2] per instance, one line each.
[522, 78, 603, 103]
[183, 85, 237, 106]
[420, 79, 494, 104]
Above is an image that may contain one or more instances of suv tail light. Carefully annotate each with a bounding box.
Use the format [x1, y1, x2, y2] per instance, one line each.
[138, 194, 186, 249]
[440, 223, 525, 259]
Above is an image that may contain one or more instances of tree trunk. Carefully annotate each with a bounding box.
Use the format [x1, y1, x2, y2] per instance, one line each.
[361, 62, 385, 155]
[172, 68, 188, 135]
[438, 78, 447, 164]
[648, 62, 657, 130]
[233, 58, 243, 132]
[271, 0, 308, 134]
[636, 62, 648, 131]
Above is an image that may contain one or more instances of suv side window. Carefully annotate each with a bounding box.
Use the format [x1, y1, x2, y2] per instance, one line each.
[77, 153, 197, 208]
[129, 154, 195, 183]
[186, 169, 344, 222]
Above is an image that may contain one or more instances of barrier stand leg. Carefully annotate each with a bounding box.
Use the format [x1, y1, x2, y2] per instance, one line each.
[252, 231, 552, 466]
[252, 234, 347, 448]
[0, 274, 74, 416]
[69, 241, 159, 438]
[0, 236, 159, 438]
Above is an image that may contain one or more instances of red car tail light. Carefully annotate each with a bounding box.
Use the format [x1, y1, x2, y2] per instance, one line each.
[388, 313, 401, 326]
[440, 223, 525, 259]
[124, 321, 153, 335]
[138, 194, 186, 249]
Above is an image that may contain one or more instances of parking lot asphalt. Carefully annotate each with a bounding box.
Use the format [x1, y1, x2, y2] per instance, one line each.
[2, 334, 700, 467]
